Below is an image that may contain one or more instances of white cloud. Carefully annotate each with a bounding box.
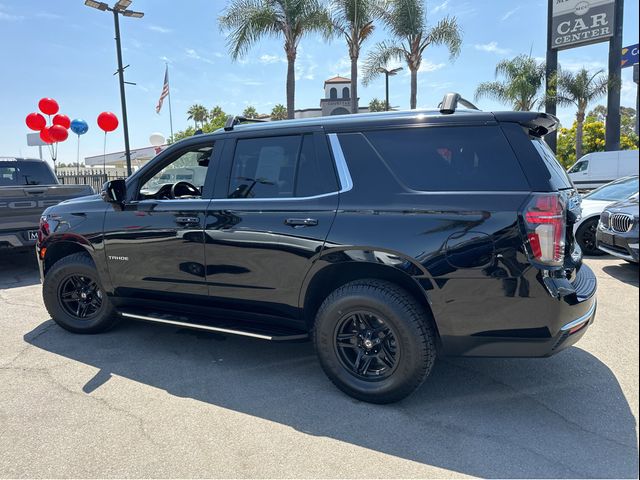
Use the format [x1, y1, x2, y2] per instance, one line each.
[432, 0, 450, 14]
[295, 54, 318, 81]
[559, 59, 606, 72]
[36, 12, 62, 19]
[474, 41, 510, 55]
[0, 11, 23, 21]
[621, 78, 636, 106]
[185, 48, 215, 65]
[148, 25, 172, 34]
[259, 54, 284, 64]
[417, 61, 446, 73]
[501, 6, 521, 21]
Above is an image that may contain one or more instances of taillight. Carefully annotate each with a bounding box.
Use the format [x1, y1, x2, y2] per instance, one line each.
[523, 193, 566, 266]
[38, 215, 50, 242]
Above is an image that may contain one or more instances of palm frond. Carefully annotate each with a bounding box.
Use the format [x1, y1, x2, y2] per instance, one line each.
[219, 0, 280, 60]
[361, 40, 405, 85]
[423, 16, 462, 59]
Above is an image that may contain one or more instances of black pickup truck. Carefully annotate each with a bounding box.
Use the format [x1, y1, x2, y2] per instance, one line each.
[0, 158, 93, 250]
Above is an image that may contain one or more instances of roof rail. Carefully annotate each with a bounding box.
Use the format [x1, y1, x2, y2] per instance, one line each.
[438, 93, 480, 115]
[224, 115, 268, 131]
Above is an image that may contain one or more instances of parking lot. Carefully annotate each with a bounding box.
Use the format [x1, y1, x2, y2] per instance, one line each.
[0, 250, 637, 478]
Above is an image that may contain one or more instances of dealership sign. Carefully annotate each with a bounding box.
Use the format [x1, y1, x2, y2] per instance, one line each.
[551, 0, 615, 50]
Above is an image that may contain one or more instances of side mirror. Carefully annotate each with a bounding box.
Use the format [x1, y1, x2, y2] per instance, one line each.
[101, 179, 127, 204]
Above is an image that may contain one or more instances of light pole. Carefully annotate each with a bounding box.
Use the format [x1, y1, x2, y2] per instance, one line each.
[84, 0, 144, 176]
[377, 67, 403, 111]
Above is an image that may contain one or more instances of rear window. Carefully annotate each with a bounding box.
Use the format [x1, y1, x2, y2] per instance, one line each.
[0, 160, 57, 186]
[362, 126, 529, 191]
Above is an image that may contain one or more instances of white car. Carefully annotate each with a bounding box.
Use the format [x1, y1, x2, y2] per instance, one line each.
[574, 175, 639, 255]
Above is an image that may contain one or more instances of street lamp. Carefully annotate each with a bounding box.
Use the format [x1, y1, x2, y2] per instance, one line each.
[84, 0, 144, 176]
[377, 67, 403, 111]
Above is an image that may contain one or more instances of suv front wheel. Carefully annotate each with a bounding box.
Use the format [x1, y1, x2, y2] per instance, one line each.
[43, 252, 118, 334]
[313, 280, 436, 404]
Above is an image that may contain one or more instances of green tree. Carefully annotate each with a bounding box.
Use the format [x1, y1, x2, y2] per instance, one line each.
[186, 104, 209, 128]
[588, 105, 637, 138]
[362, 0, 461, 109]
[209, 105, 228, 128]
[368, 97, 386, 111]
[331, 0, 380, 114]
[474, 55, 546, 111]
[553, 68, 608, 160]
[556, 119, 638, 167]
[220, 0, 332, 120]
[242, 106, 259, 118]
[270, 104, 288, 120]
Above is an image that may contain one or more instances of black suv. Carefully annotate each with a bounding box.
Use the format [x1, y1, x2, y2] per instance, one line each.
[37, 94, 597, 403]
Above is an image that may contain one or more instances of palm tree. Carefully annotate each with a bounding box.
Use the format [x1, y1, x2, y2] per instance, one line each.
[187, 104, 209, 128]
[474, 55, 546, 111]
[554, 68, 608, 160]
[362, 0, 462, 109]
[331, 0, 379, 114]
[220, 0, 332, 120]
[271, 104, 288, 120]
[243, 106, 259, 118]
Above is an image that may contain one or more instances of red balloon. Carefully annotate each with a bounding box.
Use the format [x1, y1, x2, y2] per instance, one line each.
[38, 98, 59, 116]
[97, 111, 119, 132]
[52, 114, 71, 129]
[26, 112, 46, 131]
[39, 127, 54, 144]
[49, 125, 69, 142]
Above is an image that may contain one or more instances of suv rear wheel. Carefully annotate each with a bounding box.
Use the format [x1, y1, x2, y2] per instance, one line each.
[313, 279, 436, 404]
[43, 252, 118, 333]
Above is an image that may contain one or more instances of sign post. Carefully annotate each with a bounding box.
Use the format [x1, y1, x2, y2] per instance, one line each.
[605, 0, 624, 151]
[546, 0, 620, 154]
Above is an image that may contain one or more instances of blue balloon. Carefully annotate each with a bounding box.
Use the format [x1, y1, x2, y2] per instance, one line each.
[70, 119, 89, 135]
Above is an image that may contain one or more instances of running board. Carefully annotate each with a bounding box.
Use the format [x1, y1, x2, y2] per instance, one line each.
[120, 311, 309, 341]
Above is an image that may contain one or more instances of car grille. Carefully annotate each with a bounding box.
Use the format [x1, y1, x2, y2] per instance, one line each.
[610, 213, 634, 233]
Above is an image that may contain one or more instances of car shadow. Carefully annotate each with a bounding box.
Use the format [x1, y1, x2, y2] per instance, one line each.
[25, 320, 638, 479]
[602, 261, 639, 287]
[0, 249, 40, 289]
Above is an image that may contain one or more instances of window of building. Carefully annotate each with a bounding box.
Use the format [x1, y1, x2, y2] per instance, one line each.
[329, 88, 337, 99]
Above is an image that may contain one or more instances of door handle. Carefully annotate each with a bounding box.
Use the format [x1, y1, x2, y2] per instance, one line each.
[285, 218, 318, 227]
[176, 216, 200, 225]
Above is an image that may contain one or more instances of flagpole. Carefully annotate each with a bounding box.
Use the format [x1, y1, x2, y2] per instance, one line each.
[166, 62, 174, 141]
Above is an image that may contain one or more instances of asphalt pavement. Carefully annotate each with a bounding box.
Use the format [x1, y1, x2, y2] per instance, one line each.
[0, 249, 638, 478]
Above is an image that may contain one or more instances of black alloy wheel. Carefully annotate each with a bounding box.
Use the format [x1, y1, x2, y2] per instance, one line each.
[58, 274, 103, 319]
[333, 311, 399, 380]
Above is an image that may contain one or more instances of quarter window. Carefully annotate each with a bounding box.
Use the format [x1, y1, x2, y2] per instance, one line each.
[362, 126, 529, 191]
[568, 160, 589, 173]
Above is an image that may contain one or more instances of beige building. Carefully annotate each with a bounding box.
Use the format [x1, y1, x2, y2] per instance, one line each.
[295, 76, 370, 118]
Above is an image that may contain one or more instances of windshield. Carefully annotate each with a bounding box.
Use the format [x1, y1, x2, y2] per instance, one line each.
[584, 176, 639, 201]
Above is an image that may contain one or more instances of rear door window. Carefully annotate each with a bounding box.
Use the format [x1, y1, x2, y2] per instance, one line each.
[363, 126, 529, 191]
[0, 160, 57, 186]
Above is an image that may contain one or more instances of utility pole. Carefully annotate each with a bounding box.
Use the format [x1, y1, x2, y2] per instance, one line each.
[113, 10, 132, 176]
[545, 0, 558, 152]
[605, 0, 624, 151]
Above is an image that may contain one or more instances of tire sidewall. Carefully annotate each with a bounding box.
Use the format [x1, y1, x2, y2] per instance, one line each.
[577, 218, 602, 256]
[315, 291, 428, 400]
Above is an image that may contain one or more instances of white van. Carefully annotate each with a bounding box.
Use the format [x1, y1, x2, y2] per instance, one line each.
[567, 150, 639, 189]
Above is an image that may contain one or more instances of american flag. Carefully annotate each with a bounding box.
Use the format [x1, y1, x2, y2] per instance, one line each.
[156, 65, 170, 114]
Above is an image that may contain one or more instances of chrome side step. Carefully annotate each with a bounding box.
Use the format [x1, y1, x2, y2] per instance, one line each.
[120, 311, 309, 341]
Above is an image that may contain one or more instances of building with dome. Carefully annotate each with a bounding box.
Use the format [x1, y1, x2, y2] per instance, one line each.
[294, 76, 370, 119]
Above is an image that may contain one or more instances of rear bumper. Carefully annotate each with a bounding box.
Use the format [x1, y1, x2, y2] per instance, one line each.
[439, 264, 598, 357]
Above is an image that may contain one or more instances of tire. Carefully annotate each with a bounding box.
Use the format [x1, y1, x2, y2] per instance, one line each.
[43, 252, 118, 334]
[313, 279, 436, 404]
[576, 218, 604, 256]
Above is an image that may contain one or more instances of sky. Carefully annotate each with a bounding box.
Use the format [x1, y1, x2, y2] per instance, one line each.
[0, 0, 638, 167]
